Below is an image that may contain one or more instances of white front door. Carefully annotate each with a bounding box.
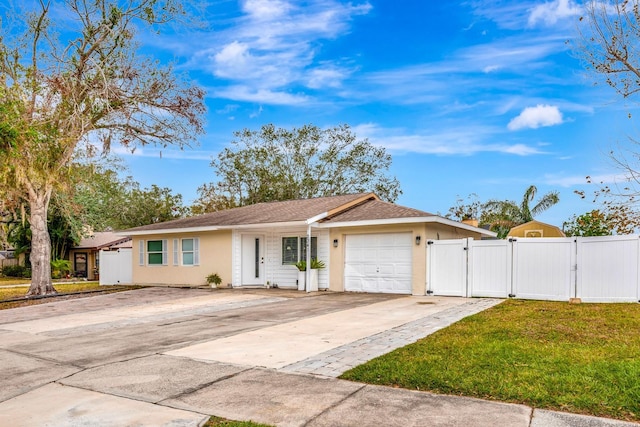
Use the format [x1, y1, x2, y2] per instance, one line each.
[241, 234, 265, 285]
[344, 233, 413, 294]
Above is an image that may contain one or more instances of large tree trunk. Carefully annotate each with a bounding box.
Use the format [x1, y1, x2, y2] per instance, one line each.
[26, 189, 57, 296]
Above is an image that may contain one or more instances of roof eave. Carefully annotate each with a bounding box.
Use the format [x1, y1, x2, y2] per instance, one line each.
[427, 216, 497, 237]
[118, 221, 309, 236]
[119, 226, 223, 236]
[316, 216, 497, 237]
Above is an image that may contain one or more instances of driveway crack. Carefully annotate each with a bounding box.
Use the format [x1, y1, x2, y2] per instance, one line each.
[302, 383, 366, 426]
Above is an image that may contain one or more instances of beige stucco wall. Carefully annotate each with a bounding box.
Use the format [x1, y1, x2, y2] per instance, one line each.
[424, 222, 486, 240]
[132, 230, 233, 286]
[67, 249, 98, 280]
[328, 222, 487, 295]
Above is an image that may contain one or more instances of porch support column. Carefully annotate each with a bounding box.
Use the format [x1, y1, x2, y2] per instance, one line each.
[305, 211, 329, 293]
[306, 224, 311, 292]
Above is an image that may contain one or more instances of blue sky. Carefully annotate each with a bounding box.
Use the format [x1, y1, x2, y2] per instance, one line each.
[115, 0, 638, 226]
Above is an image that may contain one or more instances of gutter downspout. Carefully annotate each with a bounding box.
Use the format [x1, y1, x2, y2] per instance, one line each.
[305, 212, 329, 292]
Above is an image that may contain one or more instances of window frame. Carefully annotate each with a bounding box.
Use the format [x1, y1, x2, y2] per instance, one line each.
[181, 238, 200, 266]
[281, 236, 318, 265]
[282, 237, 299, 265]
[146, 239, 167, 266]
[301, 236, 318, 262]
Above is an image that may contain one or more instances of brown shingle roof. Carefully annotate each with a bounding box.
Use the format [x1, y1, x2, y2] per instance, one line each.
[123, 193, 377, 233]
[74, 232, 132, 249]
[322, 199, 434, 223]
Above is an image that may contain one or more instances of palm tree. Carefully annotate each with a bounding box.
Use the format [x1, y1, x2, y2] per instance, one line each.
[481, 185, 559, 238]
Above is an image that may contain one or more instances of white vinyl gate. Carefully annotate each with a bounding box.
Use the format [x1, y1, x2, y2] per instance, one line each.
[576, 235, 640, 302]
[427, 235, 640, 302]
[427, 239, 467, 296]
[99, 248, 133, 285]
[512, 238, 574, 301]
[468, 239, 511, 298]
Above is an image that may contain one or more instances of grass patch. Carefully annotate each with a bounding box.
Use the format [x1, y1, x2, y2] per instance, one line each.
[341, 299, 640, 422]
[203, 416, 273, 427]
[0, 282, 142, 309]
[0, 277, 31, 286]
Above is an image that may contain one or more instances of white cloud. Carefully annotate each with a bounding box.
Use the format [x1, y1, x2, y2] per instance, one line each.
[528, 0, 582, 27]
[181, 0, 371, 105]
[306, 66, 349, 89]
[241, 0, 291, 20]
[213, 85, 309, 105]
[353, 123, 545, 156]
[215, 104, 240, 115]
[468, 0, 536, 30]
[483, 65, 500, 73]
[357, 32, 569, 106]
[250, 105, 264, 118]
[508, 104, 564, 130]
[213, 42, 252, 78]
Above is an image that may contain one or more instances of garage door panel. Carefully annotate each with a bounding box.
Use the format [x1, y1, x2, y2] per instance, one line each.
[345, 233, 412, 294]
[363, 265, 379, 275]
[394, 246, 412, 256]
[345, 278, 362, 290]
[393, 233, 413, 245]
[378, 248, 394, 258]
[394, 264, 412, 276]
[376, 234, 396, 246]
[377, 265, 395, 275]
[392, 279, 408, 291]
[376, 280, 393, 292]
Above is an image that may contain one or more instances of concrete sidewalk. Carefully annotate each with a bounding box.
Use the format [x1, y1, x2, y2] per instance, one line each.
[0, 287, 637, 427]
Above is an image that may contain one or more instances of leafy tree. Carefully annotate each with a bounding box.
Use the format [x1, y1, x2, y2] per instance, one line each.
[446, 194, 482, 221]
[0, 0, 205, 296]
[479, 201, 522, 239]
[73, 162, 188, 230]
[123, 184, 188, 228]
[191, 183, 238, 216]
[48, 197, 83, 261]
[563, 210, 613, 237]
[5, 217, 30, 261]
[481, 185, 560, 238]
[194, 124, 401, 212]
[4, 163, 188, 267]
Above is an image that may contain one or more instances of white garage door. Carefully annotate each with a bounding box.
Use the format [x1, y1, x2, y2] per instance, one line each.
[344, 233, 413, 294]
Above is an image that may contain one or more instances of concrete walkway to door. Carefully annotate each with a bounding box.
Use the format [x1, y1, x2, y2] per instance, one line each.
[0, 287, 636, 427]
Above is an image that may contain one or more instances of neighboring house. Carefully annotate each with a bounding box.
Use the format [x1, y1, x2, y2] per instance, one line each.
[508, 220, 566, 238]
[0, 249, 18, 269]
[68, 232, 132, 280]
[121, 193, 495, 295]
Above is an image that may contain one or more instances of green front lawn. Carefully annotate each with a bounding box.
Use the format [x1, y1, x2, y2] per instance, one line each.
[341, 299, 640, 422]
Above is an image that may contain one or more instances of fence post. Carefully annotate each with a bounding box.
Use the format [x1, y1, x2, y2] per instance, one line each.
[508, 238, 516, 298]
[465, 237, 472, 298]
[426, 240, 434, 295]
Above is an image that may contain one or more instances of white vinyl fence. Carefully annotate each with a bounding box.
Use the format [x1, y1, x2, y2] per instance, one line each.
[427, 235, 640, 303]
[99, 248, 132, 285]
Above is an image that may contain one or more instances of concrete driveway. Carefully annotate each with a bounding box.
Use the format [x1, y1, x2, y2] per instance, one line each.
[0, 287, 635, 427]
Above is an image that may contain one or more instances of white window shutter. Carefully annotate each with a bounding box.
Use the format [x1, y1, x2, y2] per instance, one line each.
[173, 239, 179, 266]
[194, 238, 200, 266]
[139, 240, 145, 266]
[162, 239, 168, 265]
